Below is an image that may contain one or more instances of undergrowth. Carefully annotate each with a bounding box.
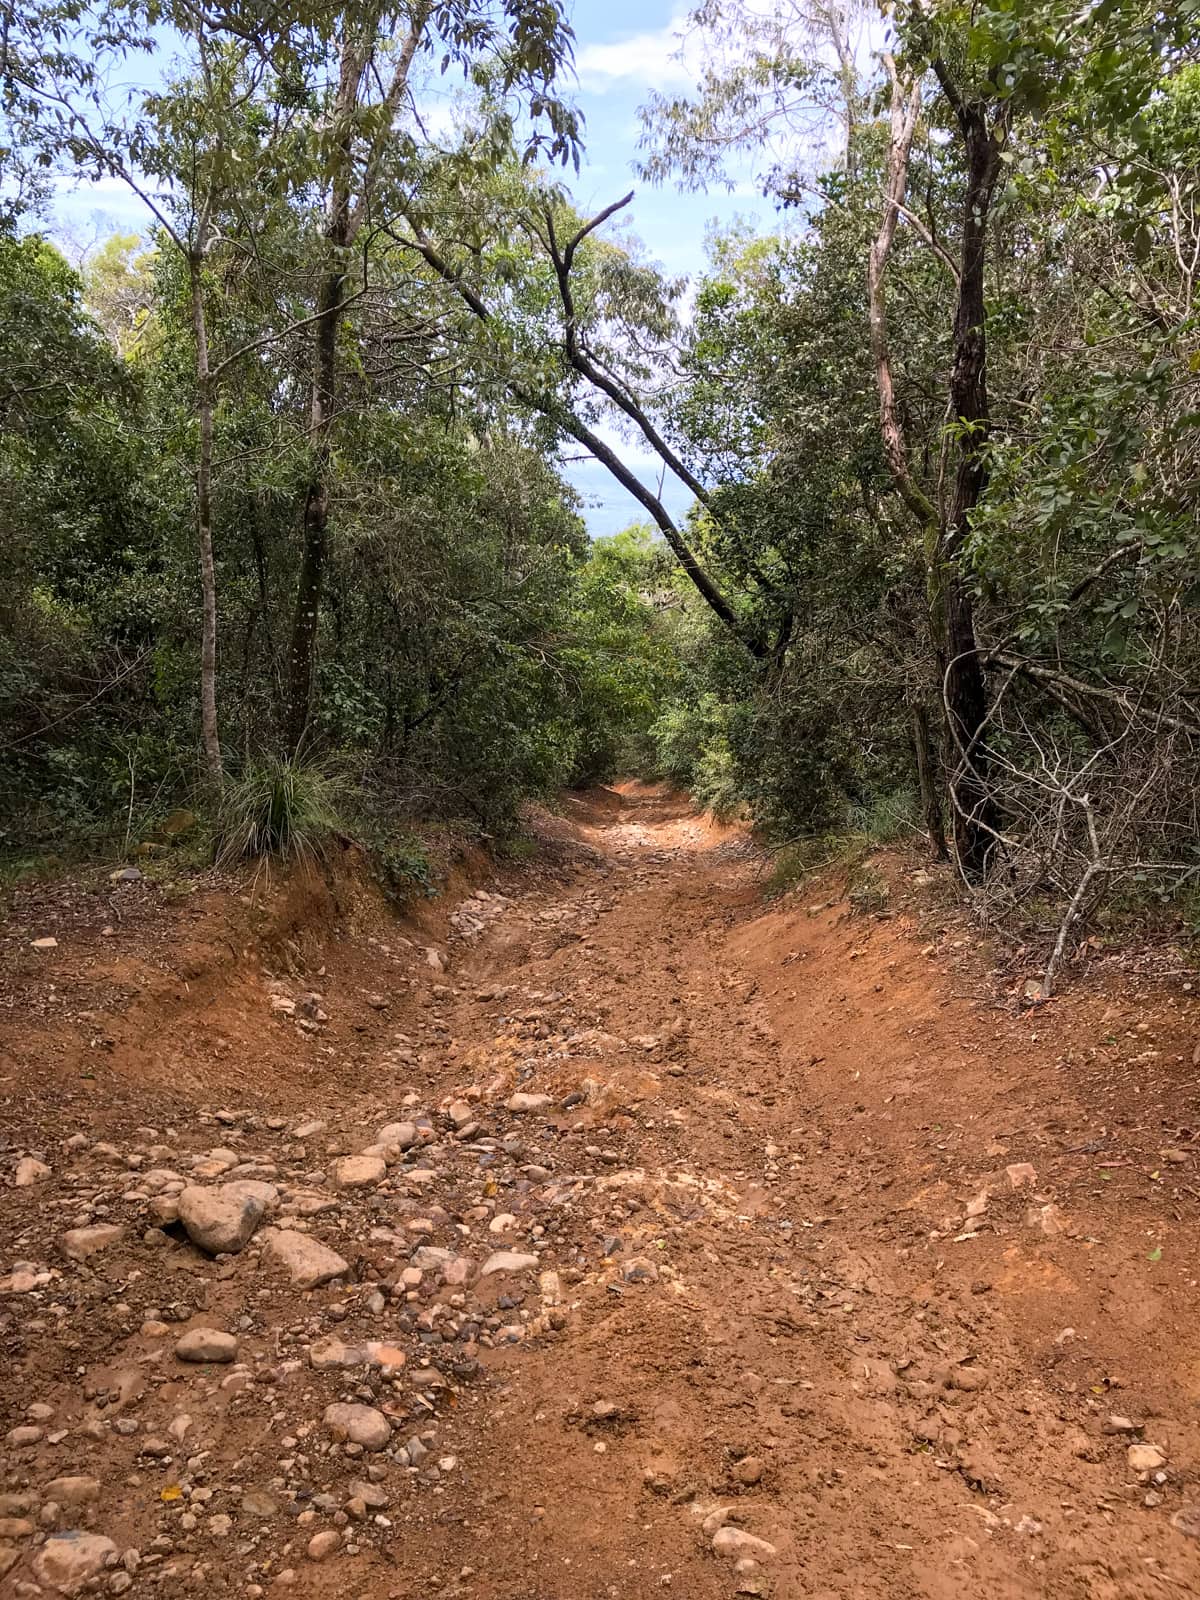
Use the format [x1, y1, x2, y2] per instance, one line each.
[216, 758, 348, 867]
[367, 832, 438, 904]
[763, 789, 920, 902]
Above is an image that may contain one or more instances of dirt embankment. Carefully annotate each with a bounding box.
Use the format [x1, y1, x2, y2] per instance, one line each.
[2, 783, 1199, 1600]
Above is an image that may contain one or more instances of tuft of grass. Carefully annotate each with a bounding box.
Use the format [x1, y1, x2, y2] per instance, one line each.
[764, 834, 867, 898]
[216, 758, 347, 867]
[763, 790, 920, 900]
[0, 851, 63, 890]
[496, 833, 538, 862]
[847, 861, 890, 913]
[846, 788, 922, 845]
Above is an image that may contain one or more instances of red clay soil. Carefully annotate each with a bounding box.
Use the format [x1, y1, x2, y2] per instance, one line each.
[2, 782, 1199, 1600]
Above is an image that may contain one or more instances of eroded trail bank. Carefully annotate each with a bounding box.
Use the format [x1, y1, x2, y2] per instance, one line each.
[3, 784, 1200, 1600]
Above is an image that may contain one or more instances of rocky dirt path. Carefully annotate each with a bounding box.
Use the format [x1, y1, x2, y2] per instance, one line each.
[4, 784, 1200, 1599]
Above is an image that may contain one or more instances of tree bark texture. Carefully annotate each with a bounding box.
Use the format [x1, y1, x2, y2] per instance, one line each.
[189, 243, 222, 788]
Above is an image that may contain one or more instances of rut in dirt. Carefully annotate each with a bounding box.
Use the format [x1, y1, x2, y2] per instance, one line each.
[3, 782, 1200, 1600]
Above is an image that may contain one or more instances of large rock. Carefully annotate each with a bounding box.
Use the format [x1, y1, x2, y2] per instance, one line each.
[712, 1528, 777, 1561]
[175, 1327, 237, 1363]
[307, 1530, 341, 1561]
[42, 1478, 100, 1508]
[347, 1479, 389, 1509]
[323, 1402, 391, 1451]
[262, 1227, 348, 1289]
[446, 1099, 474, 1128]
[178, 1180, 276, 1254]
[333, 1154, 386, 1189]
[60, 1224, 123, 1261]
[506, 1092, 552, 1113]
[376, 1121, 417, 1150]
[33, 1531, 117, 1593]
[147, 1195, 180, 1227]
[480, 1249, 539, 1277]
[15, 1157, 51, 1187]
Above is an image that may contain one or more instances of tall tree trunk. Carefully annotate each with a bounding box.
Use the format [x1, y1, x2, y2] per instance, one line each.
[867, 59, 934, 531]
[284, 264, 343, 754]
[867, 58, 950, 865]
[910, 700, 947, 861]
[932, 64, 1007, 878]
[283, 21, 357, 757]
[283, 12, 427, 754]
[188, 247, 222, 789]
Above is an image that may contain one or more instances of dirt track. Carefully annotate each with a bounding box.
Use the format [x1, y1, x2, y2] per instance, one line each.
[3, 783, 1200, 1598]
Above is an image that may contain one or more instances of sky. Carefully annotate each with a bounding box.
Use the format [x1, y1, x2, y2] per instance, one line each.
[562, 1, 773, 531]
[49, 0, 775, 536]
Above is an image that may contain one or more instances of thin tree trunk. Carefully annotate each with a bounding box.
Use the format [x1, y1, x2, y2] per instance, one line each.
[285, 207, 348, 755]
[283, 12, 428, 755]
[867, 59, 947, 864]
[188, 247, 222, 788]
[867, 58, 935, 530]
[910, 700, 947, 861]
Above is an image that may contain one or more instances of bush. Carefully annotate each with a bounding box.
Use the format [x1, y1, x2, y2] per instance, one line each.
[368, 832, 437, 904]
[216, 758, 347, 865]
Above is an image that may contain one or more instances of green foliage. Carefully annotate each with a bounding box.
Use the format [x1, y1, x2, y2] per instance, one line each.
[763, 833, 870, 898]
[367, 832, 438, 904]
[216, 758, 347, 866]
[651, 693, 740, 817]
[565, 526, 682, 783]
[6, 0, 1200, 976]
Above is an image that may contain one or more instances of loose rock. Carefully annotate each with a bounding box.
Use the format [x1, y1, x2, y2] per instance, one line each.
[480, 1250, 539, 1277]
[178, 1181, 276, 1254]
[713, 1528, 777, 1561]
[43, 1478, 101, 1508]
[175, 1327, 238, 1363]
[506, 1092, 552, 1113]
[60, 1224, 123, 1261]
[262, 1228, 349, 1289]
[307, 1530, 341, 1562]
[376, 1121, 417, 1151]
[33, 1531, 118, 1593]
[323, 1402, 391, 1451]
[333, 1154, 386, 1189]
[1128, 1443, 1167, 1474]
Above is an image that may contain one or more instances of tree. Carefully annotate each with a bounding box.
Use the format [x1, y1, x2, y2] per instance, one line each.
[395, 169, 790, 662]
[277, 0, 583, 753]
[82, 233, 159, 355]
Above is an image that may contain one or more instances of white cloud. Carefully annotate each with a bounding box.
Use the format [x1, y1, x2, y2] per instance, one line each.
[575, 10, 702, 93]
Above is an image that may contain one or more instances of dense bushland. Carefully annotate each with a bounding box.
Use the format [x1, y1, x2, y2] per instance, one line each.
[4, 0, 1200, 985]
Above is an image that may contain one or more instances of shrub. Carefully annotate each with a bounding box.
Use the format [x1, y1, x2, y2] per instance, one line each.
[216, 758, 347, 866]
